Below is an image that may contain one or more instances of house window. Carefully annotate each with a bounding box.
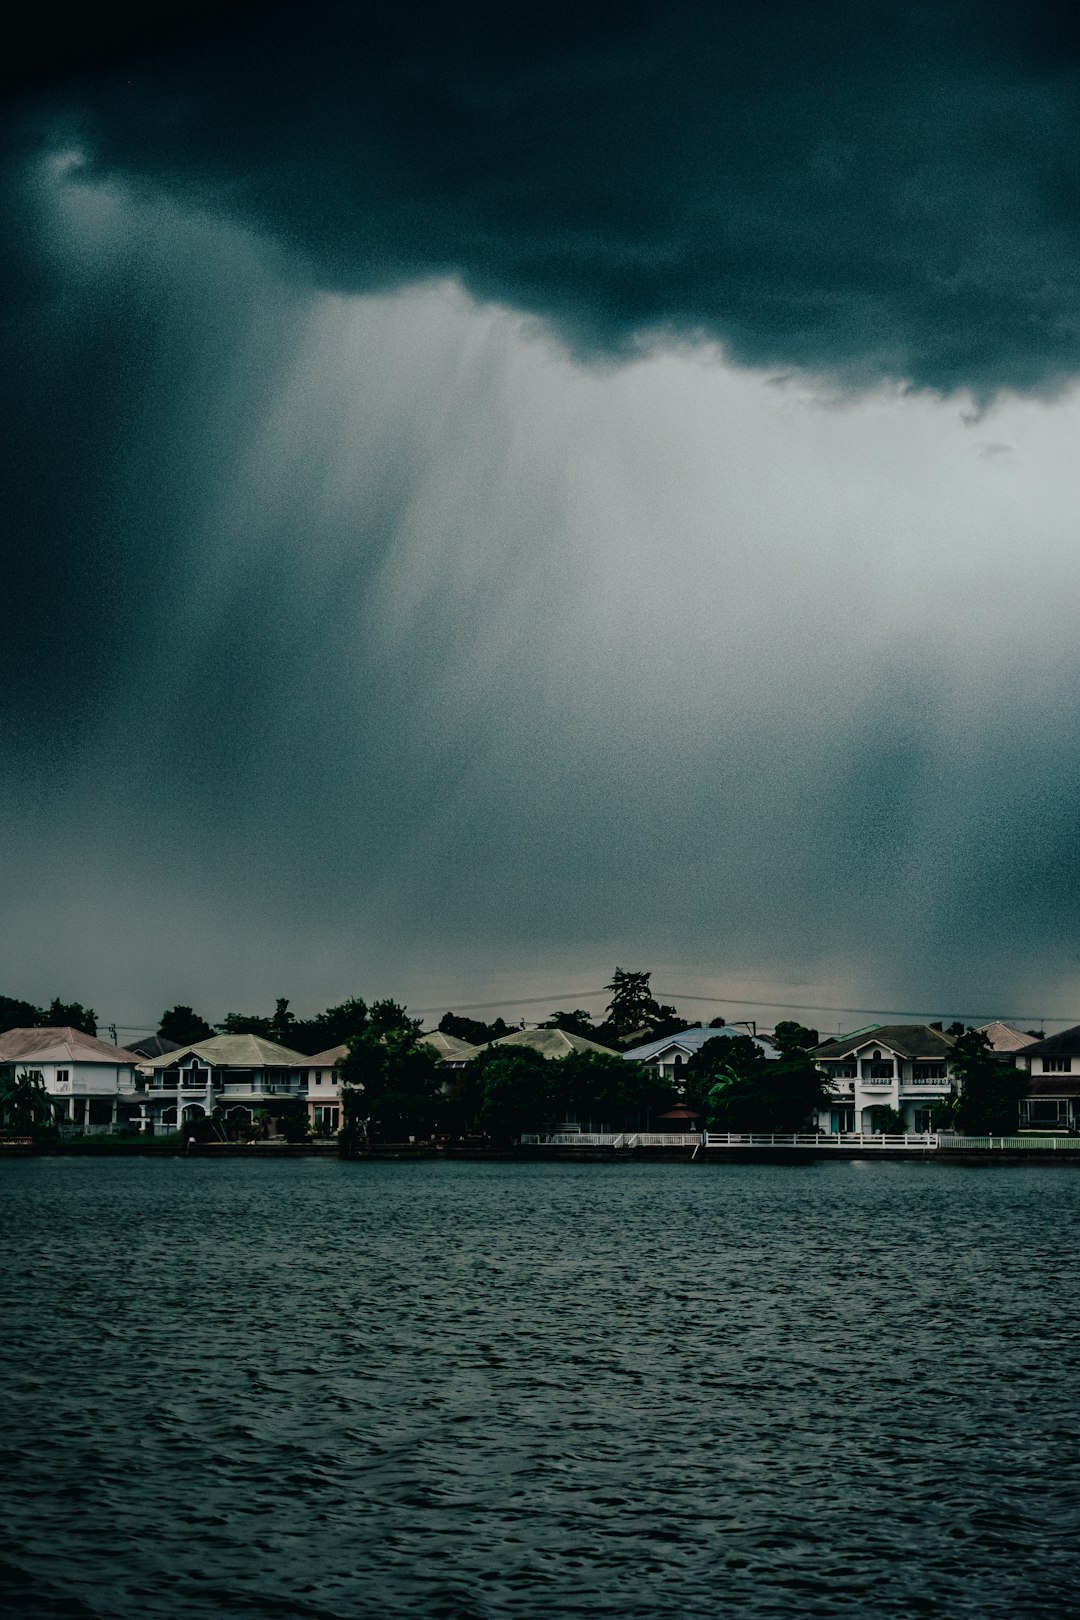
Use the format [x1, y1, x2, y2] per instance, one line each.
[913, 1107, 932, 1133]
[862, 1059, 895, 1080]
[824, 1061, 857, 1079]
[1043, 1057, 1072, 1074]
[315, 1072, 324, 1086]
[1026, 1098, 1069, 1125]
[912, 1062, 947, 1082]
[55, 1069, 69, 1085]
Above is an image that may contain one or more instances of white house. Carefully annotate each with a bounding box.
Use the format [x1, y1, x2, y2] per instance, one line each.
[299, 1043, 348, 1135]
[1011, 1026, 1080, 1130]
[0, 1026, 140, 1132]
[812, 1024, 957, 1134]
[136, 1033, 310, 1135]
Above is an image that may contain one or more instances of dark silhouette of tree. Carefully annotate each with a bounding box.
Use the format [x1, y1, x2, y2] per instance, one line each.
[438, 1010, 513, 1046]
[689, 1033, 829, 1132]
[542, 1009, 596, 1037]
[46, 999, 96, 1036]
[950, 1028, 1029, 1134]
[158, 1005, 213, 1046]
[339, 1000, 440, 1141]
[0, 995, 42, 1035]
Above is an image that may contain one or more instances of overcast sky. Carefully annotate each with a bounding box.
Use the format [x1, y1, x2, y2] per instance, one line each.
[3, 2, 1080, 1035]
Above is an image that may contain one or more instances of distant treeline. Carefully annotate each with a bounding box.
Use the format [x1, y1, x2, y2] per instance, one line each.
[0, 968, 704, 1055]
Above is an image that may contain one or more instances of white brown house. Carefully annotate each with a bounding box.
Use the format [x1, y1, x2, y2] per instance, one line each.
[0, 1027, 140, 1132]
[812, 1024, 957, 1134]
[1012, 1026, 1080, 1130]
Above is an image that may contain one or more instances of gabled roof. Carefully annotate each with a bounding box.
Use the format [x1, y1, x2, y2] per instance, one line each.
[1017, 1025, 1080, 1058]
[976, 1021, 1039, 1053]
[420, 1030, 481, 1062]
[814, 1024, 956, 1061]
[622, 1026, 780, 1062]
[0, 1027, 138, 1065]
[490, 1027, 614, 1060]
[146, 1033, 309, 1069]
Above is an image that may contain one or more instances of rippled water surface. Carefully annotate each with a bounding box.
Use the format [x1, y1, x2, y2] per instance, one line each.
[3, 1157, 1080, 1618]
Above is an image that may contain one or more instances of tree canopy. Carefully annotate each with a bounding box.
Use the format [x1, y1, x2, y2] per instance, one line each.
[948, 1028, 1029, 1134]
[158, 1005, 213, 1046]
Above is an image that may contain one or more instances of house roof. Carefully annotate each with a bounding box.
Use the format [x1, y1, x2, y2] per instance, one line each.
[123, 1034, 181, 1059]
[976, 1021, 1039, 1053]
[814, 1024, 956, 1061]
[1016, 1025, 1080, 1059]
[0, 1027, 138, 1065]
[490, 1027, 615, 1060]
[301, 1044, 349, 1067]
[146, 1033, 309, 1069]
[420, 1030, 481, 1062]
[622, 1026, 780, 1062]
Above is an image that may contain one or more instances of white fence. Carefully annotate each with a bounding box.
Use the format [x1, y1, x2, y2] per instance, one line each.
[519, 1133, 702, 1147]
[702, 1131, 938, 1149]
[943, 1134, 1079, 1150]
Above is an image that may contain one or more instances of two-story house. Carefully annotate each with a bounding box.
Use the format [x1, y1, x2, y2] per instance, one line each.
[812, 1024, 957, 1134]
[137, 1033, 310, 1135]
[0, 1026, 140, 1132]
[1012, 1026, 1080, 1130]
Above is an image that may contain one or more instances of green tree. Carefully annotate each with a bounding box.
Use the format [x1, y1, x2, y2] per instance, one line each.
[771, 1021, 820, 1058]
[217, 1010, 274, 1038]
[950, 1029, 1029, 1134]
[0, 995, 42, 1035]
[339, 1001, 441, 1141]
[690, 1034, 829, 1132]
[158, 1005, 213, 1046]
[560, 1048, 674, 1127]
[438, 1010, 514, 1046]
[602, 968, 681, 1041]
[0, 1067, 54, 1134]
[46, 999, 97, 1036]
[470, 1046, 562, 1142]
[542, 1009, 596, 1037]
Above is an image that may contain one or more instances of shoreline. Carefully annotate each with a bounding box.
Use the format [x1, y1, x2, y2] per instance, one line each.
[6, 1140, 1080, 1164]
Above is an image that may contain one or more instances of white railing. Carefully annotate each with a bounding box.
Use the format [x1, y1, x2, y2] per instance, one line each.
[702, 1131, 938, 1149]
[519, 1133, 702, 1147]
[943, 1134, 1078, 1150]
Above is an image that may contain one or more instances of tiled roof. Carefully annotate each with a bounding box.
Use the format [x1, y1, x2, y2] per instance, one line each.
[301, 1044, 349, 1067]
[814, 1024, 956, 1061]
[147, 1033, 309, 1069]
[1016, 1025, 1080, 1058]
[976, 1021, 1039, 1053]
[491, 1028, 615, 1060]
[420, 1031, 481, 1062]
[0, 1027, 138, 1065]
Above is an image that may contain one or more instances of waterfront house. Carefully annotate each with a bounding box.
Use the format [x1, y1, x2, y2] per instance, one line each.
[420, 1030, 482, 1066]
[621, 1025, 780, 1085]
[812, 1025, 956, 1133]
[1012, 1026, 1080, 1130]
[0, 1027, 140, 1132]
[137, 1033, 310, 1135]
[300, 1044, 348, 1135]
[490, 1027, 616, 1059]
[976, 1021, 1039, 1056]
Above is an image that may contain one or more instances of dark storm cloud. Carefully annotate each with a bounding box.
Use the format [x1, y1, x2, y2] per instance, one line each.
[10, 0, 1080, 396]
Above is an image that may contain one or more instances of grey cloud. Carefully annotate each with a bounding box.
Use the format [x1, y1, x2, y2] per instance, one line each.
[9, 0, 1080, 397]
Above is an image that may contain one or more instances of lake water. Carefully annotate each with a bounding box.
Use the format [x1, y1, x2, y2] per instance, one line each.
[2, 1157, 1079, 1618]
